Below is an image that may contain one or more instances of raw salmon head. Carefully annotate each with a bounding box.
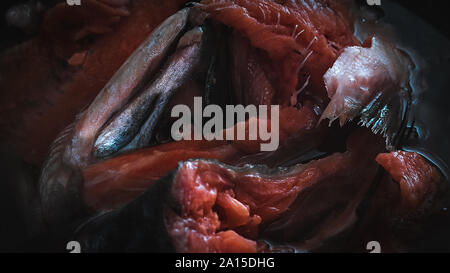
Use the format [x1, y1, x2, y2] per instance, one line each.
[16, 1, 442, 252]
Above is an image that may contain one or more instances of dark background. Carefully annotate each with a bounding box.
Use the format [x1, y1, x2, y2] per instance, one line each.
[392, 0, 450, 38]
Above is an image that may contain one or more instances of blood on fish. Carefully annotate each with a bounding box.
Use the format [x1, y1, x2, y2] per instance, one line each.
[83, 140, 241, 210]
[200, 0, 359, 104]
[376, 151, 440, 211]
[76, 128, 388, 253]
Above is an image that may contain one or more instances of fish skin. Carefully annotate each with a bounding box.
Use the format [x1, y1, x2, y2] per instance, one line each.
[38, 7, 192, 230]
[93, 26, 205, 159]
[72, 7, 192, 166]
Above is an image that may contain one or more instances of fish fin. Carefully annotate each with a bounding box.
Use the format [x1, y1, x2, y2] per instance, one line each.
[358, 87, 411, 150]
